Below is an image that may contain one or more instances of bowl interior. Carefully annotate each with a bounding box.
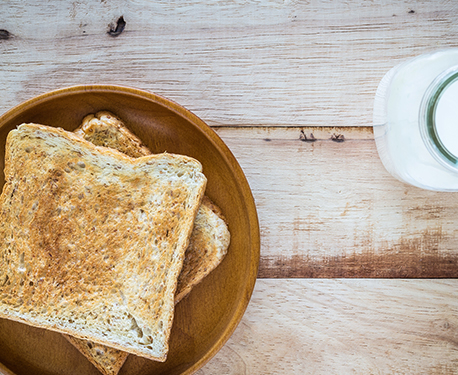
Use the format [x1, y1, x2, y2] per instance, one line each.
[0, 86, 259, 375]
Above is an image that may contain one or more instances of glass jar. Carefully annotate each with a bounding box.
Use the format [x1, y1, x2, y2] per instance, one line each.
[373, 48, 458, 191]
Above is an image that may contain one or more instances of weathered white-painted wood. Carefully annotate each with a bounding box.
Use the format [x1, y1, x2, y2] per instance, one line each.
[198, 279, 458, 375]
[1, 1, 457, 126]
[1, 1, 458, 373]
[215, 127, 458, 277]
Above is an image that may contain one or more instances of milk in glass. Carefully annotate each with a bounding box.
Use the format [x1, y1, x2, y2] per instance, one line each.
[373, 49, 458, 191]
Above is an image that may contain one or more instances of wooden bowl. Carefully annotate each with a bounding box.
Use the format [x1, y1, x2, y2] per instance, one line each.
[0, 85, 260, 375]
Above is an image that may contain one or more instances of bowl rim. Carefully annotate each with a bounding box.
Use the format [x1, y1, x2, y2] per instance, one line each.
[0, 84, 261, 375]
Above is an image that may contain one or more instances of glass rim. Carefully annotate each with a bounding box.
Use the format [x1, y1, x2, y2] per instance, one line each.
[420, 65, 458, 172]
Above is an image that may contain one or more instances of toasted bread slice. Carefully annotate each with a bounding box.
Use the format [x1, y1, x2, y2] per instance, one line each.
[0, 124, 207, 362]
[75, 112, 230, 303]
[74, 112, 151, 158]
[64, 336, 128, 375]
[174, 196, 230, 302]
[65, 112, 230, 374]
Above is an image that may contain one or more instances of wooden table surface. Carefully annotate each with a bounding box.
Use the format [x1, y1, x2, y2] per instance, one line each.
[1, 1, 458, 374]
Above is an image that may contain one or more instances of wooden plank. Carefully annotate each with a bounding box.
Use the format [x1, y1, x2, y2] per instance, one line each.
[214, 126, 458, 278]
[197, 279, 458, 375]
[0, 1, 457, 126]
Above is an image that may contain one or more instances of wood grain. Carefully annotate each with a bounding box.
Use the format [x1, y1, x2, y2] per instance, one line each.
[1, 1, 458, 374]
[215, 126, 458, 278]
[1, 1, 457, 126]
[197, 279, 458, 375]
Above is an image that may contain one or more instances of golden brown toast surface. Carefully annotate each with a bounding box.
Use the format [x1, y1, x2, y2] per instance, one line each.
[0, 124, 206, 362]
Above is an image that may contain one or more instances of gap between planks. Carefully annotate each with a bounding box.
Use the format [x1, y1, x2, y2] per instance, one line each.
[213, 126, 458, 279]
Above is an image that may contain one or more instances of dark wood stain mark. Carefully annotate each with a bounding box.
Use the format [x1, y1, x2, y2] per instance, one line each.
[299, 130, 316, 142]
[108, 16, 126, 37]
[331, 134, 345, 142]
[259, 250, 458, 278]
[0, 29, 11, 40]
[259, 230, 458, 278]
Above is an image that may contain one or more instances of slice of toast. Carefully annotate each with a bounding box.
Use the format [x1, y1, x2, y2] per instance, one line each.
[65, 112, 230, 375]
[0, 124, 207, 362]
[63, 337, 128, 375]
[174, 195, 230, 302]
[73, 112, 151, 158]
[75, 112, 230, 303]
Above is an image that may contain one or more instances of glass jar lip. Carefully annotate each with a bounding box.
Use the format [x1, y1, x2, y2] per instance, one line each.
[420, 65, 458, 172]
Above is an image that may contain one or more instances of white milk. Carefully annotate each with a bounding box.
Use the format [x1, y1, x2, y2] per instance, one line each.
[373, 49, 458, 191]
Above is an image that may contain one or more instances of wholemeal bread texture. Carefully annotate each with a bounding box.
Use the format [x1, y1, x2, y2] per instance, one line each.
[0, 123, 207, 362]
[65, 112, 230, 374]
[74, 112, 151, 158]
[64, 335, 129, 375]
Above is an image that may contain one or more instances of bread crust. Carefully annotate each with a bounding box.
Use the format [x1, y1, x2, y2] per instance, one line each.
[0, 124, 206, 361]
